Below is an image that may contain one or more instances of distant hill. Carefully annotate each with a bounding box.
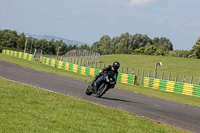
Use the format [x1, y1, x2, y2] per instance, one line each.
[24, 33, 89, 46]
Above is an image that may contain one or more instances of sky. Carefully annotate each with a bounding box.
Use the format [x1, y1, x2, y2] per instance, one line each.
[0, 0, 200, 50]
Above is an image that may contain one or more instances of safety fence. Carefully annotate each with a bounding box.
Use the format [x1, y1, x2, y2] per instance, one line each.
[144, 77, 200, 97]
[2, 49, 34, 61]
[65, 50, 100, 62]
[40, 56, 136, 85]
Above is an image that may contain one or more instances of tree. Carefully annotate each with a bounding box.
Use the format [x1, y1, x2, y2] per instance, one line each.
[40, 39, 49, 54]
[49, 39, 56, 54]
[79, 44, 90, 50]
[160, 37, 173, 50]
[55, 40, 67, 55]
[128, 45, 133, 54]
[66, 44, 74, 52]
[132, 33, 152, 49]
[116, 39, 127, 54]
[33, 39, 49, 54]
[152, 37, 173, 51]
[119, 32, 132, 53]
[99, 35, 111, 49]
[110, 36, 120, 53]
[134, 47, 145, 55]
[99, 35, 111, 54]
[193, 37, 200, 59]
[91, 41, 101, 53]
[59, 43, 67, 55]
[91, 33, 155, 55]
[0, 29, 18, 51]
[17, 33, 26, 50]
[168, 50, 191, 58]
[144, 45, 157, 55]
[155, 49, 165, 56]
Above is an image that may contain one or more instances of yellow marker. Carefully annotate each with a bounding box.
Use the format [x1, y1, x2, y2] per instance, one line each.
[14, 51, 17, 57]
[19, 52, 22, 58]
[121, 74, 128, 84]
[73, 64, 78, 73]
[81, 67, 86, 75]
[51, 59, 55, 67]
[46, 58, 49, 65]
[183, 83, 193, 96]
[153, 79, 160, 89]
[89, 68, 95, 77]
[11, 51, 13, 56]
[29, 54, 33, 61]
[65, 62, 69, 70]
[24, 53, 27, 59]
[58, 61, 63, 69]
[166, 81, 175, 92]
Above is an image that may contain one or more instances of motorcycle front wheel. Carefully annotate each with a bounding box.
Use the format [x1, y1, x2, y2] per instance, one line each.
[96, 83, 108, 98]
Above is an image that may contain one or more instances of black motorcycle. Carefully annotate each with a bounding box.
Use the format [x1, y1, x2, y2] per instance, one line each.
[85, 71, 116, 98]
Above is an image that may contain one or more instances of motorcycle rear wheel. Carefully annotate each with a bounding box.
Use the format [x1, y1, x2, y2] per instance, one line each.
[85, 86, 93, 95]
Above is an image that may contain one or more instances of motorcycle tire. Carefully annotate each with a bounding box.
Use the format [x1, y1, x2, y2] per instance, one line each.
[85, 86, 93, 95]
[96, 83, 108, 98]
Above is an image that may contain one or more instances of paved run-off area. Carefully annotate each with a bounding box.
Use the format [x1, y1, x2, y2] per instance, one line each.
[0, 60, 200, 132]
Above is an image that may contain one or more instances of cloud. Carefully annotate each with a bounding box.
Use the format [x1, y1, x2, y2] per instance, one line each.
[128, 0, 156, 7]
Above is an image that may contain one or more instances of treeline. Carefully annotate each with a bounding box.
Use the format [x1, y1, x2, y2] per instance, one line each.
[0, 29, 90, 55]
[92, 33, 173, 55]
[1, 29, 200, 59]
[91, 32, 200, 59]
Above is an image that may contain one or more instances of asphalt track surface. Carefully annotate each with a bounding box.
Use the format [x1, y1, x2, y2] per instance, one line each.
[1, 60, 200, 132]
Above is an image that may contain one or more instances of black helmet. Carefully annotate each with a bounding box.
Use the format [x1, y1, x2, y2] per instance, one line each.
[112, 61, 120, 71]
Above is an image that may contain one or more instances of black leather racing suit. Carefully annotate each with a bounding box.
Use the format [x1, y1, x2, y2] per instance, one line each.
[92, 65, 118, 88]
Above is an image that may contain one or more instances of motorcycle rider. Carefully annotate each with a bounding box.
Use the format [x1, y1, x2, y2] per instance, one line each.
[91, 61, 120, 90]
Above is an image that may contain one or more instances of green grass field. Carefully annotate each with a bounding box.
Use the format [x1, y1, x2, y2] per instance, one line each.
[1, 53, 200, 108]
[100, 54, 200, 76]
[100, 54, 200, 84]
[0, 78, 187, 133]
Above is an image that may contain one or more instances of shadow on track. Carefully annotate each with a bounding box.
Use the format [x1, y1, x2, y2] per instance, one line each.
[100, 97, 138, 103]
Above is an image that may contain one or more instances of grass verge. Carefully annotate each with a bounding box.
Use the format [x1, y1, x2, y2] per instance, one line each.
[0, 53, 200, 108]
[101, 54, 200, 77]
[100, 54, 200, 84]
[0, 77, 187, 132]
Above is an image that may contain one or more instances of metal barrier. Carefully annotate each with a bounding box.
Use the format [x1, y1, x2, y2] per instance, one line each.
[2, 49, 34, 61]
[144, 77, 200, 97]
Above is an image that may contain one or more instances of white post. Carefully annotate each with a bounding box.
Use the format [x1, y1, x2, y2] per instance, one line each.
[30, 38, 33, 54]
[24, 39, 27, 53]
[154, 62, 162, 78]
[154, 63, 158, 78]
[33, 49, 37, 58]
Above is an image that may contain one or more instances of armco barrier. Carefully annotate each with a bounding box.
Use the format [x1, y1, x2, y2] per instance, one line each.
[40, 56, 136, 85]
[2, 49, 34, 61]
[144, 77, 200, 97]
